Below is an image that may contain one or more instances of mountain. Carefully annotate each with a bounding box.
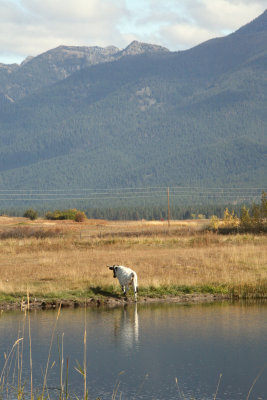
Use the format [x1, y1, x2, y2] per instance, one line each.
[117, 40, 169, 57]
[236, 8, 267, 34]
[0, 42, 169, 102]
[0, 11, 266, 200]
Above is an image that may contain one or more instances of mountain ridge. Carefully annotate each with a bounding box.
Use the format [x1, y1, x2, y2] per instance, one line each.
[0, 41, 169, 102]
[235, 8, 267, 34]
[0, 10, 266, 197]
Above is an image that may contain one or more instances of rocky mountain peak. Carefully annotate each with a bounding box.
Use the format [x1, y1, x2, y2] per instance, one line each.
[119, 40, 169, 56]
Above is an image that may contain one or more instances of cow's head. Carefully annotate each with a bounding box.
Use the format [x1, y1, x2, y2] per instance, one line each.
[107, 265, 118, 278]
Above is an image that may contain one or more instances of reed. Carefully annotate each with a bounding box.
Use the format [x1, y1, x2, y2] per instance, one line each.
[0, 303, 75, 400]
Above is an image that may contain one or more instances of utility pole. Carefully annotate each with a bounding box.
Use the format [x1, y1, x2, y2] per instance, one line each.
[167, 187, 170, 227]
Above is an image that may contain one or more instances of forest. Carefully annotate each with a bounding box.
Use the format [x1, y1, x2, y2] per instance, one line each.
[0, 11, 266, 191]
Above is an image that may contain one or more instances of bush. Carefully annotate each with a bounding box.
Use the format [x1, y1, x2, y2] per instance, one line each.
[74, 211, 86, 222]
[45, 208, 86, 222]
[23, 208, 38, 220]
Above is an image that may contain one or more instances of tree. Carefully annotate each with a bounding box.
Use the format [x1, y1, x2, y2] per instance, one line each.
[240, 206, 251, 229]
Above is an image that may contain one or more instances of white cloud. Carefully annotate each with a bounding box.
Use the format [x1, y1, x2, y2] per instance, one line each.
[161, 24, 216, 50]
[22, 0, 126, 23]
[0, 0, 128, 61]
[0, 0, 266, 63]
[188, 0, 266, 30]
[128, 0, 266, 50]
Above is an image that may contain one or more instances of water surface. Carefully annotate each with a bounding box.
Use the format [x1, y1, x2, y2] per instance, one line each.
[0, 301, 266, 399]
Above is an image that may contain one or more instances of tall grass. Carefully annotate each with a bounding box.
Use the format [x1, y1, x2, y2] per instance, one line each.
[0, 227, 62, 240]
[0, 219, 266, 303]
[0, 303, 79, 400]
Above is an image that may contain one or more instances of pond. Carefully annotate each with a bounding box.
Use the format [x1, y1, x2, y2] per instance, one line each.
[0, 301, 267, 399]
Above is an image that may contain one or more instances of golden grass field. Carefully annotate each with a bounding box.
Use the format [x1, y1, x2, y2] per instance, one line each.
[0, 216, 266, 302]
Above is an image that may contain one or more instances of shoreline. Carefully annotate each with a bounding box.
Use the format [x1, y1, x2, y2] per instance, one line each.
[0, 293, 235, 311]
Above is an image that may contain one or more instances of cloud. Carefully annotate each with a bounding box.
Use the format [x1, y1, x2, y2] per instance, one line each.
[0, 0, 128, 60]
[22, 0, 126, 23]
[188, 0, 266, 31]
[160, 24, 216, 50]
[127, 0, 266, 50]
[0, 0, 266, 63]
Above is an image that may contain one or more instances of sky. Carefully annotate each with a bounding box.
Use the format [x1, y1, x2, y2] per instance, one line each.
[0, 0, 266, 64]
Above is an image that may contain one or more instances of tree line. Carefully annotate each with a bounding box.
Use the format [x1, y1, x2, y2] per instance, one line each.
[3, 198, 266, 224]
[209, 192, 267, 233]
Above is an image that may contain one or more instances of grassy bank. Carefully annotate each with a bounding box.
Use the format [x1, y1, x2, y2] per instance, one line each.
[0, 217, 266, 306]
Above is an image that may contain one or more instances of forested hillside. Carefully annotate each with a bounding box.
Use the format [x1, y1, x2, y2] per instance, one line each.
[0, 10, 266, 207]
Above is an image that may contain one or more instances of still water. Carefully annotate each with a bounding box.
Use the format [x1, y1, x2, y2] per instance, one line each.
[0, 301, 267, 400]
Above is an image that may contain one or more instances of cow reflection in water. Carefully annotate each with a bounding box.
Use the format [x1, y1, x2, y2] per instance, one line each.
[113, 303, 139, 350]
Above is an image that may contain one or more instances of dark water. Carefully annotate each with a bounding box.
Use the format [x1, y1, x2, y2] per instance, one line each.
[0, 301, 267, 399]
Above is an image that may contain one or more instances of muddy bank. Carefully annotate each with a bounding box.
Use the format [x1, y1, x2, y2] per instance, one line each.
[0, 293, 231, 311]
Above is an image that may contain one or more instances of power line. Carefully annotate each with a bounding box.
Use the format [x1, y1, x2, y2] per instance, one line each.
[0, 194, 264, 201]
[0, 186, 265, 192]
[0, 186, 265, 203]
[0, 188, 264, 194]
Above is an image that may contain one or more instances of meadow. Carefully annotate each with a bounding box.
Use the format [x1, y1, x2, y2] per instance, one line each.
[0, 216, 266, 306]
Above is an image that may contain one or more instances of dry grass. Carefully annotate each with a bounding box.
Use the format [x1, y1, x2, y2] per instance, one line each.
[0, 216, 266, 300]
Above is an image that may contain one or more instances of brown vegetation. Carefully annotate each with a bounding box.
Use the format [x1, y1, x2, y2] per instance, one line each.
[0, 216, 266, 303]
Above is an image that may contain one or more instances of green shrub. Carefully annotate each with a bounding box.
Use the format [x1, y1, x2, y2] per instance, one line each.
[23, 208, 38, 220]
[45, 208, 86, 221]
